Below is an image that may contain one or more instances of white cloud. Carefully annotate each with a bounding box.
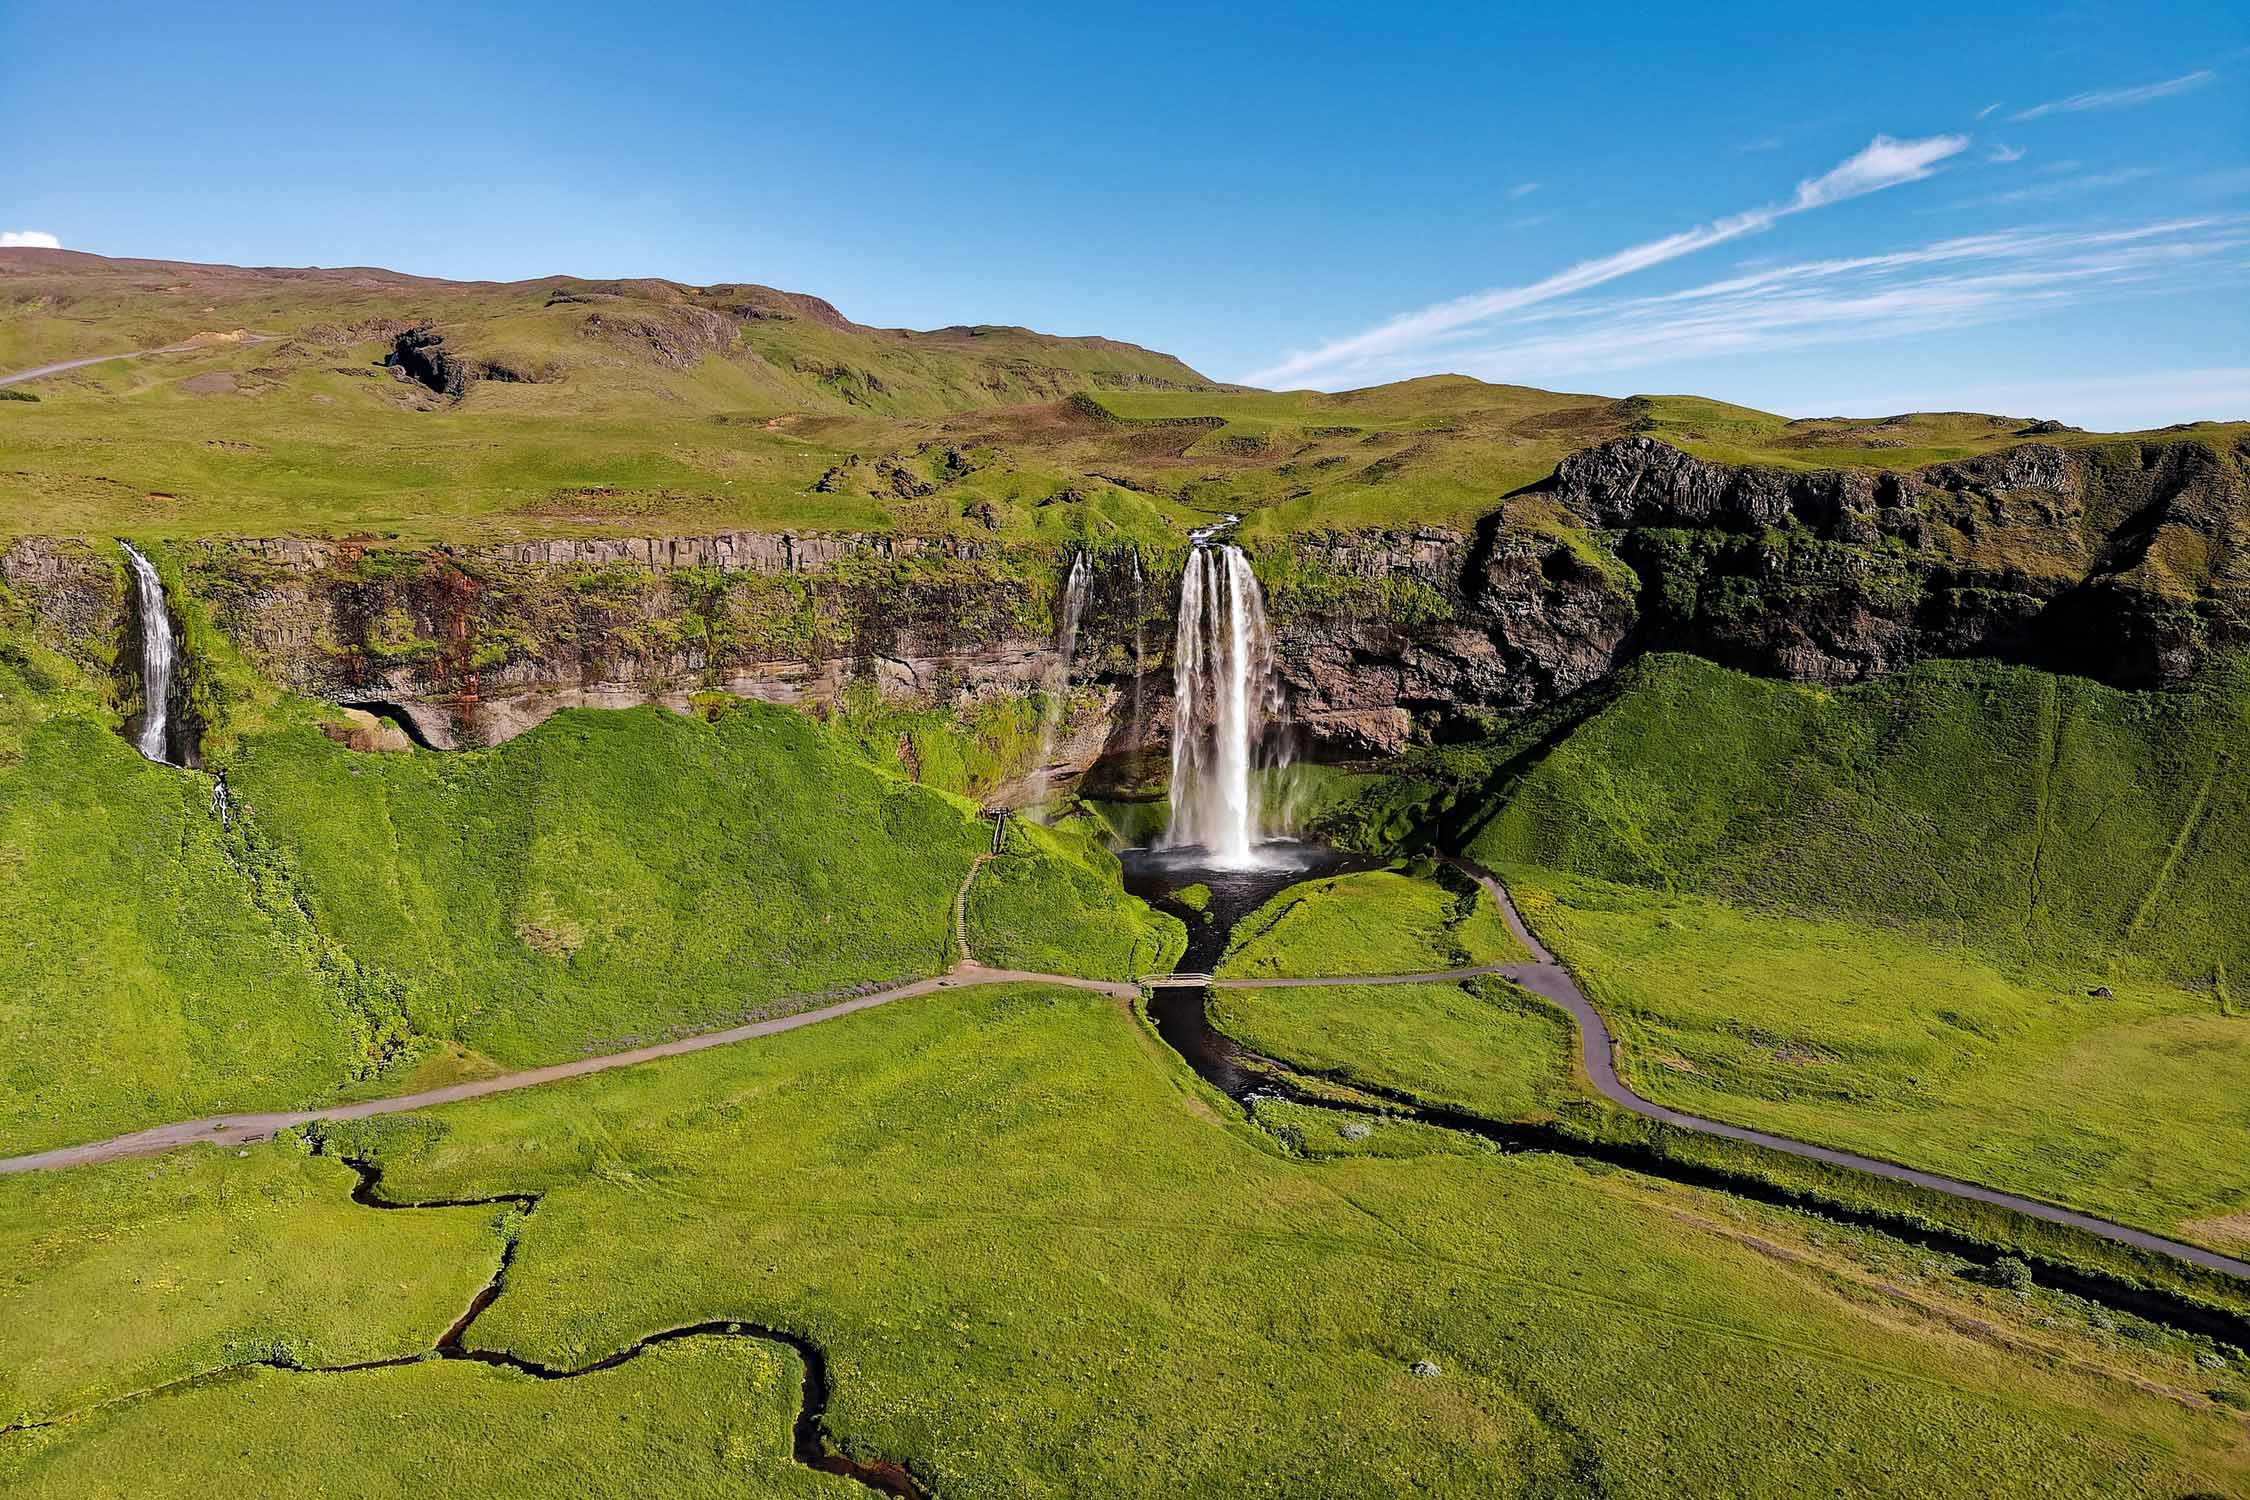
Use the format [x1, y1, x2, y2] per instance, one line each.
[1243, 133, 1971, 388]
[1987, 144, 2026, 164]
[1740, 136, 1784, 152]
[1792, 133, 1971, 208]
[0, 230, 61, 249]
[1510, 215, 1551, 231]
[1314, 218, 2246, 392]
[1510, 182, 1542, 198]
[2008, 69, 2215, 122]
[1976, 101, 2004, 120]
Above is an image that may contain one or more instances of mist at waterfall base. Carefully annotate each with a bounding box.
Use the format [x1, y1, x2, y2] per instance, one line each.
[121, 542, 178, 766]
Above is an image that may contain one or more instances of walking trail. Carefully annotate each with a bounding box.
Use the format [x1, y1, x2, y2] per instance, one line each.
[5, 852, 2245, 1284]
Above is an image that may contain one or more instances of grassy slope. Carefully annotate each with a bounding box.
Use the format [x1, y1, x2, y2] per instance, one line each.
[966, 817, 1187, 979]
[0, 620, 1170, 1150]
[1, 1341, 848, 1499]
[6, 985, 2241, 1497]
[1458, 652, 2250, 1238]
[12, 251, 2236, 548]
[1215, 864, 1526, 978]
[1211, 978, 1577, 1123]
[0, 1145, 506, 1424]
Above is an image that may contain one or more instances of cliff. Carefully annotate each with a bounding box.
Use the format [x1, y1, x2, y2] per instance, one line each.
[6, 432, 2243, 769]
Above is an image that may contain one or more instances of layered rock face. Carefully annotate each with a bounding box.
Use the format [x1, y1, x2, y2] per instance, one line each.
[6, 433, 2242, 765]
[191, 532, 1079, 751]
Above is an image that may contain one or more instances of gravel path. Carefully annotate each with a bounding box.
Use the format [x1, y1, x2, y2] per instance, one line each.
[8, 852, 2245, 1284]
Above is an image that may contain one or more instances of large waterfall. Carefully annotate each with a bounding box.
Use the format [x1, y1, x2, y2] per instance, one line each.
[1029, 551, 1093, 805]
[1164, 523, 1282, 867]
[121, 543, 177, 766]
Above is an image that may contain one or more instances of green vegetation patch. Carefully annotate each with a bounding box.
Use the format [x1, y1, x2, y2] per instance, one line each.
[964, 818, 1184, 978]
[12, 984, 2237, 1496]
[1514, 876, 2250, 1241]
[0, 1145, 505, 1424]
[1453, 650, 2250, 1242]
[0, 1337, 847, 1499]
[1212, 978, 1578, 1124]
[1217, 864, 1526, 978]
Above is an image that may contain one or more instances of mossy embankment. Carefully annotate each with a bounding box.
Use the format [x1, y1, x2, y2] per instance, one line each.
[1444, 651, 2250, 1243]
[0, 596, 1174, 1152]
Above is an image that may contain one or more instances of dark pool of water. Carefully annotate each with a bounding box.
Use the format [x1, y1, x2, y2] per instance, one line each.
[1119, 840, 1379, 1099]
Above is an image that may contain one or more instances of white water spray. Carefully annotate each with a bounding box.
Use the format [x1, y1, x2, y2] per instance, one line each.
[121, 543, 177, 765]
[1029, 551, 1094, 805]
[1164, 521, 1284, 867]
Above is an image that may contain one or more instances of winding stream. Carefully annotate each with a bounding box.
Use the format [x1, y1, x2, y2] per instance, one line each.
[1, 1157, 929, 1498]
[1121, 843, 2250, 1347]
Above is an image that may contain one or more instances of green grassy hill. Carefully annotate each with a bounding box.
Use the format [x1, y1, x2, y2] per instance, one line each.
[1463, 651, 2249, 976]
[0, 609, 1178, 1153]
[8, 250, 2239, 549]
[1453, 652, 2250, 1239]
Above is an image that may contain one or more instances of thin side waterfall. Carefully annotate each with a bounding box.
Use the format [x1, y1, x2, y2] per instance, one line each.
[121, 542, 177, 765]
[1164, 523, 1283, 867]
[1029, 551, 1093, 805]
[1129, 546, 1147, 742]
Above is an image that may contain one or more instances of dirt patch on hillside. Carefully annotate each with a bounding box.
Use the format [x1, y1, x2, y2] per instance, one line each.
[2181, 1209, 2250, 1250]
[180, 372, 239, 395]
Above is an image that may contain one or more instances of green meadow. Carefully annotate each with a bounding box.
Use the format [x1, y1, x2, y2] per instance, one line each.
[1454, 651, 2250, 1246]
[0, 618, 1169, 1153]
[1215, 864, 1525, 978]
[5, 984, 2243, 1498]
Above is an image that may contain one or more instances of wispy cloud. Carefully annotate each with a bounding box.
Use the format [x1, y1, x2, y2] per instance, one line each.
[1510, 182, 1541, 198]
[1510, 215, 1551, 231]
[1244, 133, 1970, 388]
[1976, 101, 2005, 120]
[1954, 165, 2155, 208]
[2008, 69, 2215, 121]
[1741, 136, 1784, 152]
[1274, 218, 2245, 392]
[1987, 143, 2026, 164]
[0, 230, 61, 249]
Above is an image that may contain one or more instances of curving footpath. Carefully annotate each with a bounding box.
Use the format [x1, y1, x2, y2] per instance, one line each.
[1379, 859, 2250, 1282]
[0, 964, 1134, 1176]
[7, 853, 2248, 1284]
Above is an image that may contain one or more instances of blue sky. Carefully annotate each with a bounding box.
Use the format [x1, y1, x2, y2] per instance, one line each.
[4, 0, 2245, 426]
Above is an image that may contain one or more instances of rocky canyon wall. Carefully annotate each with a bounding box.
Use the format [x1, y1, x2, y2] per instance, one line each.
[5, 433, 2242, 766]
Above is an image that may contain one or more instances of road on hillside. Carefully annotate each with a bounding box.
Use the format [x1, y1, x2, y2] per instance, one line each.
[1, 349, 172, 387]
[1383, 861, 2250, 1282]
[3, 855, 2243, 1284]
[0, 334, 273, 388]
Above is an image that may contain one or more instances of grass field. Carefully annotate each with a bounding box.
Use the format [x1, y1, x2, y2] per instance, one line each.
[0, 621, 1170, 1152]
[0, 1144, 506, 1425]
[1513, 876, 2250, 1242]
[1215, 863, 1526, 978]
[10, 251, 2239, 551]
[4, 983, 2243, 1497]
[1452, 651, 2250, 1244]
[1211, 978, 1577, 1123]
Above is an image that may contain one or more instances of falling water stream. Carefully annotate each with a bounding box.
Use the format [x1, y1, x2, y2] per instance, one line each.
[1163, 518, 1286, 867]
[1029, 551, 1093, 805]
[120, 543, 177, 765]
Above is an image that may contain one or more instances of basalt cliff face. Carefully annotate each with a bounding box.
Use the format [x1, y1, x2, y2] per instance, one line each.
[5, 434, 2243, 766]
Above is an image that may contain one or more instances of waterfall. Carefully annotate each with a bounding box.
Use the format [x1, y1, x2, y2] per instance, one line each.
[1164, 523, 1282, 867]
[1029, 551, 1094, 805]
[121, 543, 177, 766]
[1129, 546, 1147, 742]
